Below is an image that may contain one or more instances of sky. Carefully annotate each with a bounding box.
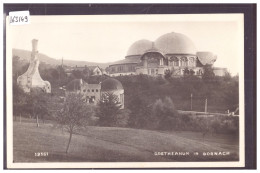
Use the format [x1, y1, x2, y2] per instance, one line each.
[8, 14, 243, 75]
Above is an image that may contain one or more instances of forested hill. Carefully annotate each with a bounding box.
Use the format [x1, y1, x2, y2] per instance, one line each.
[12, 49, 111, 69]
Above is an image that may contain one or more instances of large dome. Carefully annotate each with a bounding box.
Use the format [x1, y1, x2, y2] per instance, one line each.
[101, 78, 123, 91]
[155, 32, 197, 55]
[126, 39, 153, 56]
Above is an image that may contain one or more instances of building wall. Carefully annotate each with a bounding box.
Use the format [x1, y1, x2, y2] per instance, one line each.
[81, 84, 101, 105]
[167, 55, 197, 68]
[136, 66, 169, 76]
[65, 84, 124, 109]
[108, 53, 203, 77]
[213, 68, 227, 76]
[109, 63, 137, 74]
[109, 72, 136, 77]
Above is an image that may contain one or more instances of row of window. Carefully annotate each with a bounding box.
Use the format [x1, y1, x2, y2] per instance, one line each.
[148, 68, 159, 75]
[111, 65, 135, 72]
[168, 60, 195, 67]
[83, 89, 99, 93]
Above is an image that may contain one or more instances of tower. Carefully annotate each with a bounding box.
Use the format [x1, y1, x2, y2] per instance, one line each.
[17, 39, 51, 93]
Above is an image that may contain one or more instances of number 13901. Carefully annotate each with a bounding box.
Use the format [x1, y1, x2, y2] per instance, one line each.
[35, 152, 48, 157]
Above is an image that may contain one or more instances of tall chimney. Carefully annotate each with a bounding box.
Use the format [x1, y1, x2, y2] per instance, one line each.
[32, 39, 38, 53]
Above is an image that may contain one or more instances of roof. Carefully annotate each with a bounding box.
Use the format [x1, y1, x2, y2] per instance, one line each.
[88, 66, 99, 71]
[126, 39, 154, 56]
[109, 58, 140, 66]
[154, 32, 197, 55]
[196, 52, 217, 65]
[101, 78, 123, 91]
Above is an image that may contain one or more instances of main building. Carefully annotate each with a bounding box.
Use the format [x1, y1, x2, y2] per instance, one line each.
[108, 32, 226, 77]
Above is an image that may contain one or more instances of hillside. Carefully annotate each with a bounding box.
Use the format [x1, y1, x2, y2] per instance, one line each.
[13, 120, 238, 162]
[12, 49, 111, 69]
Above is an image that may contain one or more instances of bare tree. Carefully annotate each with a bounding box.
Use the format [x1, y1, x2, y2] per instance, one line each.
[55, 92, 92, 153]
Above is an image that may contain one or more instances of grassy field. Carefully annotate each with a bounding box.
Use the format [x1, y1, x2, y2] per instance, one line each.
[13, 120, 239, 162]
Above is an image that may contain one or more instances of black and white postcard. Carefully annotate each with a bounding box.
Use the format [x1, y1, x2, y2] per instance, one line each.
[5, 9, 248, 168]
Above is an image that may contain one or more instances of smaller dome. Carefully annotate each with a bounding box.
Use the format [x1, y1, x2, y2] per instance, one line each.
[101, 78, 123, 91]
[126, 39, 153, 56]
[196, 52, 217, 65]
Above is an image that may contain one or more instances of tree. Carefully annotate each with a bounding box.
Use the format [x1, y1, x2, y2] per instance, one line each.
[13, 82, 27, 121]
[96, 92, 121, 126]
[190, 69, 195, 76]
[55, 93, 92, 153]
[127, 93, 152, 128]
[72, 70, 83, 79]
[202, 65, 215, 82]
[152, 97, 179, 130]
[183, 68, 190, 76]
[164, 69, 172, 79]
[223, 71, 232, 81]
[27, 88, 49, 127]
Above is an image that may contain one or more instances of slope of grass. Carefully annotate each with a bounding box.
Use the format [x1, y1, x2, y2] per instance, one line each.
[13, 121, 239, 162]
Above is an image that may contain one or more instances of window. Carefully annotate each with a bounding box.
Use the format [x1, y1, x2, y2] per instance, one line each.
[189, 57, 195, 67]
[90, 96, 95, 103]
[88, 89, 90, 92]
[151, 69, 155, 75]
[83, 89, 86, 92]
[92, 89, 94, 92]
[118, 66, 123, 72]
[96, 89, 98, 92]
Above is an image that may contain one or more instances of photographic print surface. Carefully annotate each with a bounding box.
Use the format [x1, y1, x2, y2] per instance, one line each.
[6, 13, 245, 168]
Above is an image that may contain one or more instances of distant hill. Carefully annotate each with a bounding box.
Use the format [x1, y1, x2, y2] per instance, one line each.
[12, 49, 111, 69]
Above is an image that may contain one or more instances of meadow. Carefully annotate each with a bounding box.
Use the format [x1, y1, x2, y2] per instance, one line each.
[13, 119, 239, 162]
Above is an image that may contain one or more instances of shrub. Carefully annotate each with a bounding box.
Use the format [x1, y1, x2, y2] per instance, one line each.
[152, 97, 180, 130]
[177, 113, 239, 135]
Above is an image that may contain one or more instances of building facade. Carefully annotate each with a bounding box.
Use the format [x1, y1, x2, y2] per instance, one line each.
[17, 39, 51, 93]
[65, 78, 124, 108]
[108, 32, 226, 77]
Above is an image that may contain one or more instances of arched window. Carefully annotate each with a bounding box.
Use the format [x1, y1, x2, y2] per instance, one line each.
[174, 58, 179, 66]
[181, 57, 188, 66]
[189, 57, 195, 67]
